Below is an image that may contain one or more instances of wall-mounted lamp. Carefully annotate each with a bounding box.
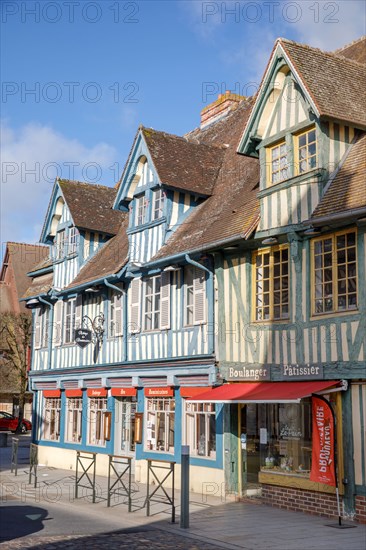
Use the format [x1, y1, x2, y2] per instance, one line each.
[262, 237, 278, 245]
[129, 262, 142, 270]
[163, 265, 180, 272]
[303, 227, 321, 236]
[85, 287, 100, 293]
[25, 298, 40, 309]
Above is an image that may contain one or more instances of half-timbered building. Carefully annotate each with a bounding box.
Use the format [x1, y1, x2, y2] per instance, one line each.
[24, 36, 366, 521]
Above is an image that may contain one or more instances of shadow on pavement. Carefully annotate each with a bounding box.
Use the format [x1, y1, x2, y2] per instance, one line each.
[0, 505, 51, 542]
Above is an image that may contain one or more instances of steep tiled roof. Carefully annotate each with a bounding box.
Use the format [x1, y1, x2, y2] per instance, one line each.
[151, 99, 260, 261]
[0, 284, 13, 312]
[141, 128, 225, 196]
[280, 39, 366, 128]
[22, 272, 54, 300]
[5, 243, 49, 301]
[66, 215, 129, 289]
[28, 254, 53, 274]
[311, 133, 366, 220]
[334, 36, 366, 65]
[59, 180, 124, 235]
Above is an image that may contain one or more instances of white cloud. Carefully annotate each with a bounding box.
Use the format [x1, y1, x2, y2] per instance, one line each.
[0, 120, 118, 247]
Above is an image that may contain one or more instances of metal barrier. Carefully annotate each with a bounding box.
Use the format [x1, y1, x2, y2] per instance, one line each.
[11, 438, 19, 476]
[107, 455, 132, 510]
[75, 451, 97, 503]
[29, 443, 38, 487]
[146, 459, 175, 523]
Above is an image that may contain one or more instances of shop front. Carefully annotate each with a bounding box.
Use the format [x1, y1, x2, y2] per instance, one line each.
[191, 380, 346, 516]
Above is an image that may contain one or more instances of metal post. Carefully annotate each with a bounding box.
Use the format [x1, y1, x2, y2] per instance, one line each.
[128, 457, 132, 512]
[146, 460, 151, 516]
[180, 445, 189, 528]
[11, 438, 19, 476]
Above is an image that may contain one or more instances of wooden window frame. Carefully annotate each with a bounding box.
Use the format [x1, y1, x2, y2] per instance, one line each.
[143, 276, 161, 332]
[152, 188, 165, 220]
[294, 126, 317, 176]
[311, 229, 358, 317]
[136, 194, 147, 226]
[266, 139, 289, 186]
[252, 245, 290, 322]
[64, 298, 76, 344]
[65, 397, 83, 444]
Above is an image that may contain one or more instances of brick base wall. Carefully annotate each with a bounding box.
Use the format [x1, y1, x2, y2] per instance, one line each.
[261, 484, 341, 519]
[355, 495, 366, 524]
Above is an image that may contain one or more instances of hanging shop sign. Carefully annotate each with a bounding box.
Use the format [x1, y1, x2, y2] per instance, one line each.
[74, 328, 92, 349]
[310, 395, 336, 487]
[282, 364, 323, 380]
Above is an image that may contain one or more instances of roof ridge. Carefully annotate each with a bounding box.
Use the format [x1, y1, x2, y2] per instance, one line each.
[58, 179, 115, 191]
[334, 35, 366, 53]
[142, 126, 225, 150]
[6, 241, 48, 248]
[279, 37, 366, 68]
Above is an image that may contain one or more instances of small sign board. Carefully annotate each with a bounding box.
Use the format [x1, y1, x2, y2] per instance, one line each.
[75, 328, 92, 348]
[282, 363, 323, 380]
[224, 364, 271, 382]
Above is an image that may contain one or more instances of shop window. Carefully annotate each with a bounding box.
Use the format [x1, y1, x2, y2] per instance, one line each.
[145, 397, 175, 453]
[43, 398, 61, 441]
[254, 246, 289, 321]
[312, 230, 357, 315]
[88, 397, 108, 446]
[267, 141, 289, 185]
[152, 188, 165, 220]
[296, 127, 317, 174]
[184, 402, 216, 459]
[66, 397, 82, 443]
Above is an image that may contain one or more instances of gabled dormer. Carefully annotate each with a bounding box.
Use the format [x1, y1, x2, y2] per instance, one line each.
[114, 126, 224, 263]
[238, 38, 365, 232]
[40, 179, 124, 289]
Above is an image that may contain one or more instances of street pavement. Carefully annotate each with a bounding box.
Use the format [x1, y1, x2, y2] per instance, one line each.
[1, 435, 365, 549]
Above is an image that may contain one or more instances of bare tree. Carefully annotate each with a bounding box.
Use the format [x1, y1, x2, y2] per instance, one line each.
[0, 312, 32, 432]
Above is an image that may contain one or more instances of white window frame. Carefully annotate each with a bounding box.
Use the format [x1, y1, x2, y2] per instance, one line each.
[55, 229, 65, 260]
[88, 397, 108, 447]
[68, 226, 79, 256]
[183, 266, 206, 326]
[109, 288, 123, 338]
[145, 397, 175, 453]
[43, 398, 61, 441]
[136, 194, 146, 226]
[65, 397, 83, 443]
[184, 401, 216, 459]
[64, 298, 76, 344]
[152, 188, 165, 220]
[184, 266, 195, 326]
[40, 306, 49, 348]
[144, 276, 161, 331]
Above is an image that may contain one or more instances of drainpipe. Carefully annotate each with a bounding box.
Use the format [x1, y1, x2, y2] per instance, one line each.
[185, 254, 215, 354]
[103, 278, 127, 362]
[38, 296, 54, 370]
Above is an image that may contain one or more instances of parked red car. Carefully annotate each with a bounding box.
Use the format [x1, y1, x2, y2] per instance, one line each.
[0, 412, 32, 433]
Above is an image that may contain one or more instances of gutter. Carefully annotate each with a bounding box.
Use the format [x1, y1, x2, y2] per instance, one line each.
[305, 207, 366, 227]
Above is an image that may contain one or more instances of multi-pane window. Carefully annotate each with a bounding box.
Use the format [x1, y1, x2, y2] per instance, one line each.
[55, 230, 65, 260]
[41, 306, 49, 348]
[185, 402, 216, 459]
[145, 397, 175, 453]
[136, 195, 146, 225]
[269, 141, 288, 185]
[88, 398, 108, 446]
[254, 247, 289, 321]
[313, 231, 357, 315]
[43, 398, 61, 441]
[68, 227, 79, 256]
[297, 127, 316, 174]
[144, 276, 161, 331]
[152, 188, 165, 220]
[66, 398, 83, 443]
[109, 289, 123, 337]
[64, 298, 76, 344]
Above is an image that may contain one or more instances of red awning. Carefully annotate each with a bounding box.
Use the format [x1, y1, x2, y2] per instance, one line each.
[43, 389, 61, 398]
[188, 381, 341, 404]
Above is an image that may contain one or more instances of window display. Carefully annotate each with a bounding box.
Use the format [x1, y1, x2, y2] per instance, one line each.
[145, 397, 175, 453]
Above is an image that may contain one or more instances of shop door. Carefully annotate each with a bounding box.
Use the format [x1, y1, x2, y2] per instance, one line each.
[240, 404, 263, 487]
[114, 398, 137, 473]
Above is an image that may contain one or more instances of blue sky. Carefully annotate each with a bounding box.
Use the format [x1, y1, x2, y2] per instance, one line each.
[1, 0, 365, 251]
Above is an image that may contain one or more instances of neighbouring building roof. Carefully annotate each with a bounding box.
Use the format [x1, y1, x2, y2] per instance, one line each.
[141, 127, 225, 196]
[0, 284, 13, 312]
[66, 215, 129, 289]
[22, 272, 54, 300]
[151, 98, 260, 261]
[311, 132, 366, 220]
[58, 179, 124, 235]
[279, 38, 366, 128]
[334, 36, 366, 65]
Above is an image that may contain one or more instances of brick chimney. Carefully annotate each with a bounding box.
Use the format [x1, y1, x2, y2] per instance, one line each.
[200, 91, 245, 129]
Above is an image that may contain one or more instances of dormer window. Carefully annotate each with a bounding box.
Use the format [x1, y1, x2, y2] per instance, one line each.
[152, 188, 165, 220]
[55, 230, 65, 260]
[68, 227, 79, 256]
[268, 141, 289, 185]
[296, 127, 317, 174]
[136, 194, 147, 225]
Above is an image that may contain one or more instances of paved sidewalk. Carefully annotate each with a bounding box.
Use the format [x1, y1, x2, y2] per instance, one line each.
[1, 437, 365, 550]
